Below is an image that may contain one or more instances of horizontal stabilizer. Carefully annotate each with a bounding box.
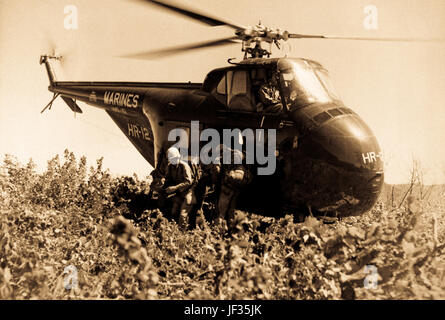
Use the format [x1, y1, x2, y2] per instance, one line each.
[61, 96, 83, 113]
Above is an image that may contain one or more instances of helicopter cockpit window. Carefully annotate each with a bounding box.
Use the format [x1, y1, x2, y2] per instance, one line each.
[316, 69, 340, 101]
[278, 59, 338, 111]
[216, 75, 227, 94]
[226, 70, 255, 112]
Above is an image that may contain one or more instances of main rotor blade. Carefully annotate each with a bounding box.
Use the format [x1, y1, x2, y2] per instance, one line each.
[288, 33, 445, 42]
[119, 36, 239, 59]
[137, 0, 245, 30]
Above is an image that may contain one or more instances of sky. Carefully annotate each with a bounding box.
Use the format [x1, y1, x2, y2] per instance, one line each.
[1, 0, 445, 184]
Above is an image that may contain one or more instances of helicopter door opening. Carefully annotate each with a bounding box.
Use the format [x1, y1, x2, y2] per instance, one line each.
[226, 70, 255, 112]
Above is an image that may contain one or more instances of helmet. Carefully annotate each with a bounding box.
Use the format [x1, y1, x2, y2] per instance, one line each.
[167, 146, 181, 164]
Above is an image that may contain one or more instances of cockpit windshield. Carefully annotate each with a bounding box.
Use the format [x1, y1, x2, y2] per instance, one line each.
[277, 59, 339, 111]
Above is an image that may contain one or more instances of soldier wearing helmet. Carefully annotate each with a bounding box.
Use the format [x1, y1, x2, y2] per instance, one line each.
[214, 146, 252, 230]
[161, 146, 196, 230]
[188, 157, 221, 229]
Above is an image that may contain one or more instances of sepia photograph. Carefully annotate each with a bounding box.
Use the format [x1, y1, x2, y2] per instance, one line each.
[0, 0, 445, 304]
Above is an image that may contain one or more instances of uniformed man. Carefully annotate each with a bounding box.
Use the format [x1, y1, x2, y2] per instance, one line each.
[161, 146, 196, 230]
[189, 160, 220, 229]
[214, 148, 252, 230]
[258, 76, 283, 113]
[148, 148, 168, 205]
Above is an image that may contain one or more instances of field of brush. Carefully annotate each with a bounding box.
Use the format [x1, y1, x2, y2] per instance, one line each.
[0, 150, 444, 299]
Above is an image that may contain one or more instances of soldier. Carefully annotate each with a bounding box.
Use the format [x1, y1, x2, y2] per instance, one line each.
[214, 148, 252, 230]
[161, 146, 196, 230]
[188, 160, 220, 229]
[148, 148, 168, 206]
[257, 76, 283, 113]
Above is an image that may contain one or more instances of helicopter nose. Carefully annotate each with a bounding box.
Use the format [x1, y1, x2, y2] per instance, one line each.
[307, 113, 384, 172]
[291, 111, 384, 216]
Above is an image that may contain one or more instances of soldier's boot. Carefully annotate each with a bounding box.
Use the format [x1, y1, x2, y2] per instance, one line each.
[216, 185, 237, 225]
[170, 197, 181, 223]
[178, 210, 189, 231]
[178, 196, 193, 231]
[195, 209, 208, 230]
[214, 208, 226, 229]
[214, 217, 228, 233]
[228, 193, 241, 228]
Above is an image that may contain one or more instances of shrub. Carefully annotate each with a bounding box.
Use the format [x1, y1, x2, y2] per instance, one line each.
[0, 151, 444, 299]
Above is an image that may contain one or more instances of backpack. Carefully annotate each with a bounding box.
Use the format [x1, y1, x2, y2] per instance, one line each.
[223, 164, 252, 189]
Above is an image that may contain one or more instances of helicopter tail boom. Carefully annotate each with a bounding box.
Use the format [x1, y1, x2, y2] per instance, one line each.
[40, 54, 142, 115]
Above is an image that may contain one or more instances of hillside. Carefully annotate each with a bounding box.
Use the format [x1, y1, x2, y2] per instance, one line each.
[0, 151, 444, 299]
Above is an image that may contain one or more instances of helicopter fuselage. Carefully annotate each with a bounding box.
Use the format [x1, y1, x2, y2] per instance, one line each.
[41, 56, 383, 218]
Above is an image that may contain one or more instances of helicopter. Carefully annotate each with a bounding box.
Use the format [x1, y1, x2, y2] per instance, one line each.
[40, 0, 440, 219]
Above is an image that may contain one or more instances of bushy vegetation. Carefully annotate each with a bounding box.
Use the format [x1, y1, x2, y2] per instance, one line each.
[0, 150, 444, 299]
